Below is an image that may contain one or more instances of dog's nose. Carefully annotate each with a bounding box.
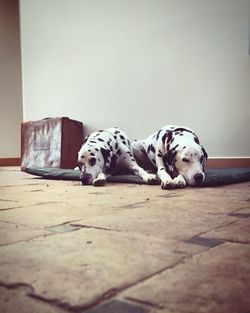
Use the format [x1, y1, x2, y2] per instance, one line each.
[80, 173, 93, 185]
[194, 173, 204, 184]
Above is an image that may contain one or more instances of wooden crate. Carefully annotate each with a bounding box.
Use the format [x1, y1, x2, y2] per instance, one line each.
[21, 117, 84, 170]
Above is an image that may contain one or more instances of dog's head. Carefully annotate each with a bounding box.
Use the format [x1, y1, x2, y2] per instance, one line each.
[78, 145, 116, 185]
[78, 145, 109, 185]
[163, 130, 208, 186]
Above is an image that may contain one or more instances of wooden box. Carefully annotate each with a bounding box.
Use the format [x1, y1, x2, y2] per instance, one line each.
[21, 117, 84, 170]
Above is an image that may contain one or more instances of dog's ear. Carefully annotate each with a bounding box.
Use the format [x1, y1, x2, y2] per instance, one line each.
[163, 148, 178, 179]
[100, 148, 110, 164]
[163, 149, 177, 167]
[201, 146, 208, 159]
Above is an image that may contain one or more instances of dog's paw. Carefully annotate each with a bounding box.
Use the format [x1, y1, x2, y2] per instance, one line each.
[161, 179, 176, 189]
[93, 178, 106, 187]
[173, 176, 186, 188]
[144, 173, 159, 185]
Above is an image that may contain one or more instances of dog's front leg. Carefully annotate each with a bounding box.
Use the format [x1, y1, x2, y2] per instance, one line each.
[130, 162, 158, 184]
[123, 154, 158, 184]
[156, 156, 186, 189]
[154, 140, 175, 189]
[93, 172, 109, 186]
[156, 159, 175, 189]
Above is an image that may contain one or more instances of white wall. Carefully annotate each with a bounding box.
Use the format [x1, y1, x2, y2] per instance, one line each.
[0, 0, 23, 158]
[20, 0, 250, 157]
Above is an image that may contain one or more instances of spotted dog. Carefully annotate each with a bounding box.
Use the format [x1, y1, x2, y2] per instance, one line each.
[132, 125, 208, 189]
[78, 127, 158, 186]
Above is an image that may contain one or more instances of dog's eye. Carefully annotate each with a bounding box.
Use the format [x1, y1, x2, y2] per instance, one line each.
[182, 158, 190, 163]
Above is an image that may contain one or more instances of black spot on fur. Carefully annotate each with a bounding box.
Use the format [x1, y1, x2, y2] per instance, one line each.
[120, 135, 125, 140]
[147, 144, 155, 154]
[114, 130, 120, 134]
[98, 138, 104, 142]
[117, 149, 122, 156]
[166, 131, 173, 143]
[151, 145, 155, 153]
[173, 127, 193, 134]
[90, 140, 96, 144]
[156, 129, 162, 140]
[101, 148, 110, 163]
[122, 140, 126, 145]
[202, 146, 208, 159]
[89, 157, 96, 166]
[115, 143, 118, 150]
[162, 132, 167, 145]
[95, 148, 99, 152]
[194, 136, 200, 144]
[172, 144, 179, 151]
[90, 152, 95, 156]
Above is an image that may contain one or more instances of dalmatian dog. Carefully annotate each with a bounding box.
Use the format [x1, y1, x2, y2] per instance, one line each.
[78, 127, 158, 186]
[132, 125, 208, 189]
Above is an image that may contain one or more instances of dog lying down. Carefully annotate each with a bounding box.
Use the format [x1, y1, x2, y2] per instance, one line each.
[77, 127, 158, 186]
[132, 125, 208, 189]
[78, 126, 207, 189]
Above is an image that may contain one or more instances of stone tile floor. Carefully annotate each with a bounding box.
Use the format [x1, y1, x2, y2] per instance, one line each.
[0, 166, 249, 313]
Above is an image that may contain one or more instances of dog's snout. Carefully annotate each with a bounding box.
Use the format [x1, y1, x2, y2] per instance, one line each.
[80, 173, 93, 185]
[194, 173, 204, 184]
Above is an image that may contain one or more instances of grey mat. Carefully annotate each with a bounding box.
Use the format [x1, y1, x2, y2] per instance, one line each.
[24, 167, 250, 187]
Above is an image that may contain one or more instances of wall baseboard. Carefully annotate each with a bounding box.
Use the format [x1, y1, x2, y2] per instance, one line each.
[0, 158, 21, 166]
[207, 158, 250, 169]
[0, 157, 249, 168]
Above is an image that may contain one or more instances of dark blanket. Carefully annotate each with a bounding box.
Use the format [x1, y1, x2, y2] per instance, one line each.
[24, 167, 250, 187]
